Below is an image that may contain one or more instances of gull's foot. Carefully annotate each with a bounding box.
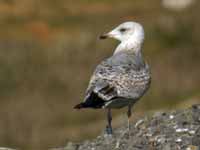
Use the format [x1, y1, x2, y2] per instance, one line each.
[106, 125, 113, 135]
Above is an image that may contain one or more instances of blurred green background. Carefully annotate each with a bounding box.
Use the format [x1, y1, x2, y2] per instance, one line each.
[0, 0, 200, 149]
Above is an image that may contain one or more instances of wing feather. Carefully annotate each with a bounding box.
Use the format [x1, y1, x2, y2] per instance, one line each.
[83, 53, 151, 108]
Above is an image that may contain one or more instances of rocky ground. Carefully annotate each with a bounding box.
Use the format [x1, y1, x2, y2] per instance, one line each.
[3, 105, 200, 150]
[50, 104, 200, 150]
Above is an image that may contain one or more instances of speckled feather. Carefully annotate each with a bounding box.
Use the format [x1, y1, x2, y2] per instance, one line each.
[84, 51, 151, 108]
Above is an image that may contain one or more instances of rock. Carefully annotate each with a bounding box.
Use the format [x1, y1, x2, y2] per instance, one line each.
[0, 148, 17, 150]
[64, 142, 78, 150]
[49, 142, 78, 150]
[161, 0, 196, 11]
[58, 105, 200, 150]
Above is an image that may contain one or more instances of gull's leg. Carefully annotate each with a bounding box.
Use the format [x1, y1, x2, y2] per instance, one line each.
[115, 105, 132, 148]
[106, 108, 112, 135]
[127, 105, 132, 135]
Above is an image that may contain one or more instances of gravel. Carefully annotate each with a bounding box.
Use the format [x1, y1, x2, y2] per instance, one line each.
[51, 104, 200, 150]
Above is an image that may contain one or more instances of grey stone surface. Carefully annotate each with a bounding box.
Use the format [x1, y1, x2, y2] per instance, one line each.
[53, 104, 200, 150]
[0, 148, 17, 150]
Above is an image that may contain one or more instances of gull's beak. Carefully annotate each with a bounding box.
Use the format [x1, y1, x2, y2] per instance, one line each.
[99, 32, 116, 40]
[99, 33, 109, 40]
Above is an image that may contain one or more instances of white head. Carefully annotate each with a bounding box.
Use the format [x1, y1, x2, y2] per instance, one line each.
[100, 21, 144, 54]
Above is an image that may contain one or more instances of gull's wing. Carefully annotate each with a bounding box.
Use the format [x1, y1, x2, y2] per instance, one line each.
[74, 52, 151, 109]
[85, 60, 119, 102]
[82, 56, 150, 108]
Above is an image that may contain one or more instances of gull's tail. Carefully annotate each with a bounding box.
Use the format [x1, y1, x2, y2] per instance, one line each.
[74, 92, 106, 109]
[74, 102, 86, 109]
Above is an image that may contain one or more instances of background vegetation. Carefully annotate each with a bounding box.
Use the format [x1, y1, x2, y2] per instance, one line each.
[0, 0, 199, 149]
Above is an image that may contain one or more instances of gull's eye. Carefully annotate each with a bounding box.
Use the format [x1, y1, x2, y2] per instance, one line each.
[119, 28, 127, 32]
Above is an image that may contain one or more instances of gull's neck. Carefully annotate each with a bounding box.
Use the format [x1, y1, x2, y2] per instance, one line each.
[113, 37, 145, 66]
[114, 40, 142, 55]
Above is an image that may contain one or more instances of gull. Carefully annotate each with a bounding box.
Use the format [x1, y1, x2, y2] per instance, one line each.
[74, 21, 151, 135]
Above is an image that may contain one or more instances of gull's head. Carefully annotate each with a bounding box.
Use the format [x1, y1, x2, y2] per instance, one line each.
[99, 21, 144, 43]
